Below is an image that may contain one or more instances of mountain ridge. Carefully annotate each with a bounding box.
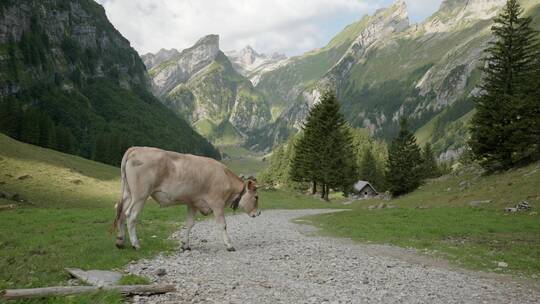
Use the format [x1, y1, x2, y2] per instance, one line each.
[0, 0, 220, 163]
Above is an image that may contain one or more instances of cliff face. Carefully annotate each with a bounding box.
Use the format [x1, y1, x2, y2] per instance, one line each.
[0, 0, 149, 95]
[225, 46, 287, 86]
[0, 0, 220, 161]
[144, 35, 272, 145]
[250, 0, 539, 157]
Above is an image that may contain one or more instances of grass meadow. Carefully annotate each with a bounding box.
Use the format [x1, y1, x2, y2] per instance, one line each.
[0, 134, 330, 303]
[304, 162, 540, 278]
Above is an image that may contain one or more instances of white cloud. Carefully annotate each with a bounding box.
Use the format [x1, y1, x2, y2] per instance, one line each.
[96, 0, 444, 56]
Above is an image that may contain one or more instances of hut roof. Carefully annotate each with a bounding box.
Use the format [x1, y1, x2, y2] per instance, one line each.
[354, 181, 377, 193]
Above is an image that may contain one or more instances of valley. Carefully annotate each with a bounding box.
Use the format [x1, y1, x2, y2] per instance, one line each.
[1, 0, 539, 303]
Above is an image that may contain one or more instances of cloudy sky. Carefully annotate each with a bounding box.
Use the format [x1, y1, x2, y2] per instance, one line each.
[96, 0, 444, 56]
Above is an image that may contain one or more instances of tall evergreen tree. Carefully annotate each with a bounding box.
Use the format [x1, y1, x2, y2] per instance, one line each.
[290, 90, 357, 200]
[359, 148, 381, 190]
[421, 143, 440, 179]
[470, 0, 540, 171]
[386, 119, 423, 196]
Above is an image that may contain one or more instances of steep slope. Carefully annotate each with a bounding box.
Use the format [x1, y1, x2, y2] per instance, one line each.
[253, 0, 540, 158]
[225, 46, 287, 87]
[251, 0, 410, 150]
[145, 35, 272, 145]
[0, 0, 220, 163]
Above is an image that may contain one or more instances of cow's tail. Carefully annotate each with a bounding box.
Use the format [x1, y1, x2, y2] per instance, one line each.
[110, 148, 133, 233]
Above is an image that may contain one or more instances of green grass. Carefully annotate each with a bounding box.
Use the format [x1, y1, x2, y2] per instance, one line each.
[220, 145, 269, 176]
[117, 274, 150, 285]
[305, 162, 540, 278]
[0, 134, 329, 303]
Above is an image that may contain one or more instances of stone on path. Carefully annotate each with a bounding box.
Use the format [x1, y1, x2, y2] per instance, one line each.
[65, 268, 123, 287]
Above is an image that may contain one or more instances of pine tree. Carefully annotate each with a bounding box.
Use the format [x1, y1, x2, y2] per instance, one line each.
[386, 119, 423, 196]
[421, 143, 440, 179]
[38, 114, 54, 148]
[93, 133, 110, 164]
[20, 109, 41, 145]
[290, 90, 357, 201]
[359, 148, 381, 190]
[290, 104, 323, 192]
[470, 0, 540, 171]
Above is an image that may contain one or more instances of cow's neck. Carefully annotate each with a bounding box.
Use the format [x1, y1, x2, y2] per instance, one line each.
[230, 183, 246, 210]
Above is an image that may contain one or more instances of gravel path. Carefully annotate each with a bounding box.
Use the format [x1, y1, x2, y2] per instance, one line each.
[127, 209, 539, 304]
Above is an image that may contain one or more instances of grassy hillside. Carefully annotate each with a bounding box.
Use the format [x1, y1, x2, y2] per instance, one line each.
[305, 161, 540, 278]
[0, 134, 331, 303]
[0, 0, 220, 164]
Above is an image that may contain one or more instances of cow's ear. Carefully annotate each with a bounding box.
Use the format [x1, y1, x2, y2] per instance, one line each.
[247, 180, 257, 191]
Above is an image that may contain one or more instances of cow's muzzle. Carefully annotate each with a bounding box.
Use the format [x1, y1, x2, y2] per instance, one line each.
[250, 210, 261, 218]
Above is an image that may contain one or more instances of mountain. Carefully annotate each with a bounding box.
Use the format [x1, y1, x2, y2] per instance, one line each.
[0, 0, 220, 163]
[225, 46, 287, 86]
[251, 0, 540, 157]
[144, 35, 272, 145]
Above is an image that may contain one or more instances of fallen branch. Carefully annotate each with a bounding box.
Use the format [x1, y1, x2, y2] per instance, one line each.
[0, 204, 17, 211]
[1, 284, 175, 300]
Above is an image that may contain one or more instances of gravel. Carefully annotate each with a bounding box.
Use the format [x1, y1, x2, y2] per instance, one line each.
[127, 209, 540, 304]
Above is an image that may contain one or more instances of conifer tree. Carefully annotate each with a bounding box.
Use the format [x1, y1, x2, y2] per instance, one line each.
[470, 0, 540, 171]
[359, 148, 381, 190]
[421, 143, 440, 179]
[290, 90, 357, 200]
[386, 119, 423, 196]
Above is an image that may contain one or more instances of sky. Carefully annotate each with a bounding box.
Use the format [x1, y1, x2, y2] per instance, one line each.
[96, 0, 444, 56]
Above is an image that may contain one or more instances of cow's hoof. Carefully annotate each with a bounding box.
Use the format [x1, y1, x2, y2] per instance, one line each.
[115, 243, 125, 249]
[181, 246, 191, 251]
[132, 245, 141, 250]
[227, 246, 236, 252]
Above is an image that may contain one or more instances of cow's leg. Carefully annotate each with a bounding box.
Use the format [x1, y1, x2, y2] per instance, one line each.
[181, 205, 196, 251]
[115, 196, 130, 249]
[214, 209, 235, 251]
[126, 198, 146, 250]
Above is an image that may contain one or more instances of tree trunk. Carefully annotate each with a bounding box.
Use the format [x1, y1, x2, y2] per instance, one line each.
[1, 285, 176, 301]
[324, 186, 330, 201]
[320, 184, 326, 199]
[311, 181, 317, 195]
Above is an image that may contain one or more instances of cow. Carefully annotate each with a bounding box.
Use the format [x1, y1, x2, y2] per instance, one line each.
[112, 147, 260, 251]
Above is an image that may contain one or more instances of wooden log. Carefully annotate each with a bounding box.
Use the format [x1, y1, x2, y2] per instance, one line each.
[0, 204, 17, 211]
[0, 284, 176, 300]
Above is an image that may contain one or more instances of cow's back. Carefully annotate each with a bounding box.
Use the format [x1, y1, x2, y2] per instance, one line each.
[124, 147, 234, 204]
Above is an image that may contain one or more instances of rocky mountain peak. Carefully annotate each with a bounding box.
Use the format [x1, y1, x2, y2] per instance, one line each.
[142, 48, 180, 70]
[236, 45, 260, 66]
[425, 0, 506, 33]
[226, 46, 288, 85]
[193, 34, 220, 49]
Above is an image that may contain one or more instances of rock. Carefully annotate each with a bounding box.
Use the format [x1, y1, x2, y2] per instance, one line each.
[505, 201, 532, 213]
[530, 212, 538, 216]
[377, 203, 387, 209]
[156, 268, 167, 276]
[516, 201, 531, 211]
[497, 262, 508, 268]
[65, 268, 122, 286]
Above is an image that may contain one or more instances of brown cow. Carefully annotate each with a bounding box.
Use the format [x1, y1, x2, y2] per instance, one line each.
[113, 147, 260, 251]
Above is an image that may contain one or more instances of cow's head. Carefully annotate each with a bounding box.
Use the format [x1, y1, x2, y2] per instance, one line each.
[239, 180, 260, 218]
